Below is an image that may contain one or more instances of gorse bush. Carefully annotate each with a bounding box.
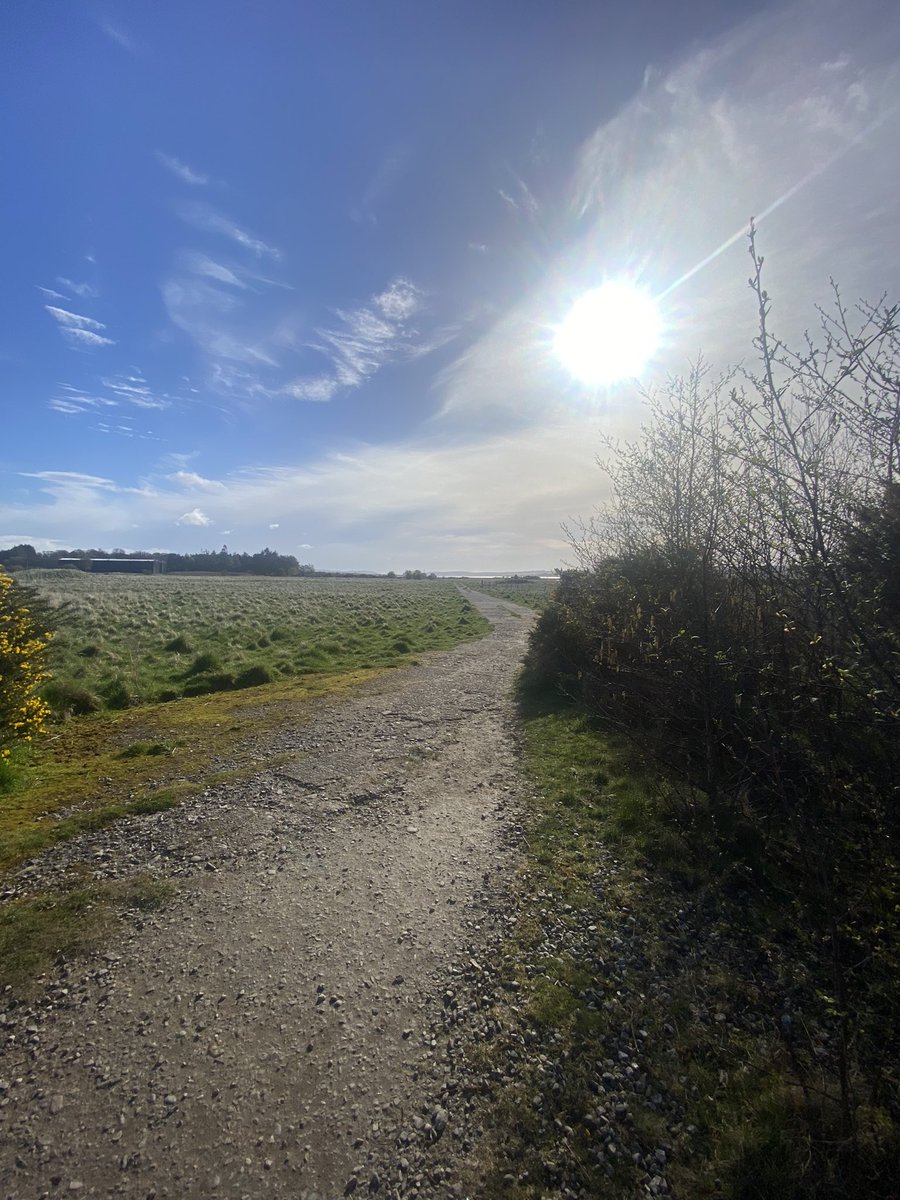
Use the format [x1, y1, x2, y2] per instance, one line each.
[524, 230, 900, 1183]
[0, 571, 53, 762]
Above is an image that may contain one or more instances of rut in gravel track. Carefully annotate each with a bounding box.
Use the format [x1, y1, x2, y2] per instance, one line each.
[0, 590, 535, 1200]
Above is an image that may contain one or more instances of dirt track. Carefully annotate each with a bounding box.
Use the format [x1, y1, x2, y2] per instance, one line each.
[0, 590, 535, 1200]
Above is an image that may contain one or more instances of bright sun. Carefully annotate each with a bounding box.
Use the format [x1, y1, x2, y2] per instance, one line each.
[554, 280, 662, 385]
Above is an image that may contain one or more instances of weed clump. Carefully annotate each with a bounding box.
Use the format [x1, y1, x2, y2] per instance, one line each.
[163, 633, 192, 653]
[233, 664, 273, 689]
[182, 671, 235, 697]
[117, 740, 172, 759]
[42, 680, 100, 716]
[101, 680, 133, 710]
[185, 651, 221, 677]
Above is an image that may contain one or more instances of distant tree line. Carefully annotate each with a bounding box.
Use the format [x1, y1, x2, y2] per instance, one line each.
[0, 544, 314, 577]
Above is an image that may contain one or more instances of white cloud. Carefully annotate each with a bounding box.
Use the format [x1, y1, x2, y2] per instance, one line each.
[167, 471, 225, 491]
[184, 253, 247, 288]
[268, 522, 280, 529]
[63, 328, 116, 348]
[0, 534, 74, 553]
[45, 306, 105, 331]
[4, 413, 611, 570]
[308, 277, 427, 391]
[98, 21, 135, 51]
[156, 152, 208, 186]
[23, 470, 118, 489]
[177, 508, 213, 527]
[161, 260, 438, 406]
[497, 170, 541, 222]
[177, 202, 280, 258]
[49, 399, 89, 415]
[48, 377, 174, 419]
[37, 285, 67, 301]
[48, 387, 117, 415]
[283, 376, 340, 403]
[374, 278, 421, 321]
[45, 306, 115, 348]
[161, 275, 279, 371]
[18, 472, 156, 506]
[102, 375, 171, 409]
[57, 277, 98, 298]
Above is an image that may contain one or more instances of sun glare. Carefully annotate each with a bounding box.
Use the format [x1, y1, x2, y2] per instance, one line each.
[554, 280, 662, 385]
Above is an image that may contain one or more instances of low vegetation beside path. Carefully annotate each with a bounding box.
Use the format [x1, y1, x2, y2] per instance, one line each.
[466, 690, 898, 1199]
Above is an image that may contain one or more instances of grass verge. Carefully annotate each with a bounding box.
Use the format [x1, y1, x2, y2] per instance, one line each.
[0, 876, 172, 993]
[0, 666, 388, 879]
[468, 690, 898, 1199]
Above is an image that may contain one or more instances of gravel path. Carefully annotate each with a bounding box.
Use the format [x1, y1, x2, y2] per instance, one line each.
[0, 591, 535, 1200]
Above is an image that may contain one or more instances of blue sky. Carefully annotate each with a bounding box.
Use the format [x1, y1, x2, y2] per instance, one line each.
[2, 0, 900, 571]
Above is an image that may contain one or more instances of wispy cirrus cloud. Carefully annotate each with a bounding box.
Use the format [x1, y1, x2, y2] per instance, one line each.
[156, 152, 209, 186]
[98, 20, 136, 52]
[167, 471, 226, 491]
[48, 375, 172, 418]
[48, 384, 118, 416]
[177, 201, 280, 258]
[162, 241, 445, 407]
[282, 376, 341, 403]
[45, 305, 115, 348]
[102, 374, 171, 409]
[162, 276, 279, 369]
[182, 253, 248, 289]
[282, 278, 457, 404]
[21, 470, 150, 494]
[498, 169, 541, 222]
[45, 306, 105, 330]
[37, 285, 67, 302]
[295, 278, 427, 397]
[350, 143, 409, 224]
[66, 328, 115, 347]
[57, 277, 98, 298]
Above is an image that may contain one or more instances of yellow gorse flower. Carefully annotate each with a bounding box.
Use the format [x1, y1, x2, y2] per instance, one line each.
[0, 570, 53, 757]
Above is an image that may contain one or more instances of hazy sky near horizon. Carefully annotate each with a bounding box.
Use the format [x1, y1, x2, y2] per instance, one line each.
[3, 0, 900, 571]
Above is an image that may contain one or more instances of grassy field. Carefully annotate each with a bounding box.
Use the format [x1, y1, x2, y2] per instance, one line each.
[1, 573, 491, 895]
[19, 571, 490, 713]
[459, 577, 557, 610]
[1, 574, 493, 986]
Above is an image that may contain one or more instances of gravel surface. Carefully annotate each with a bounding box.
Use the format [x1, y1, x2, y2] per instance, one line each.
[0, 591, 536, 1200]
